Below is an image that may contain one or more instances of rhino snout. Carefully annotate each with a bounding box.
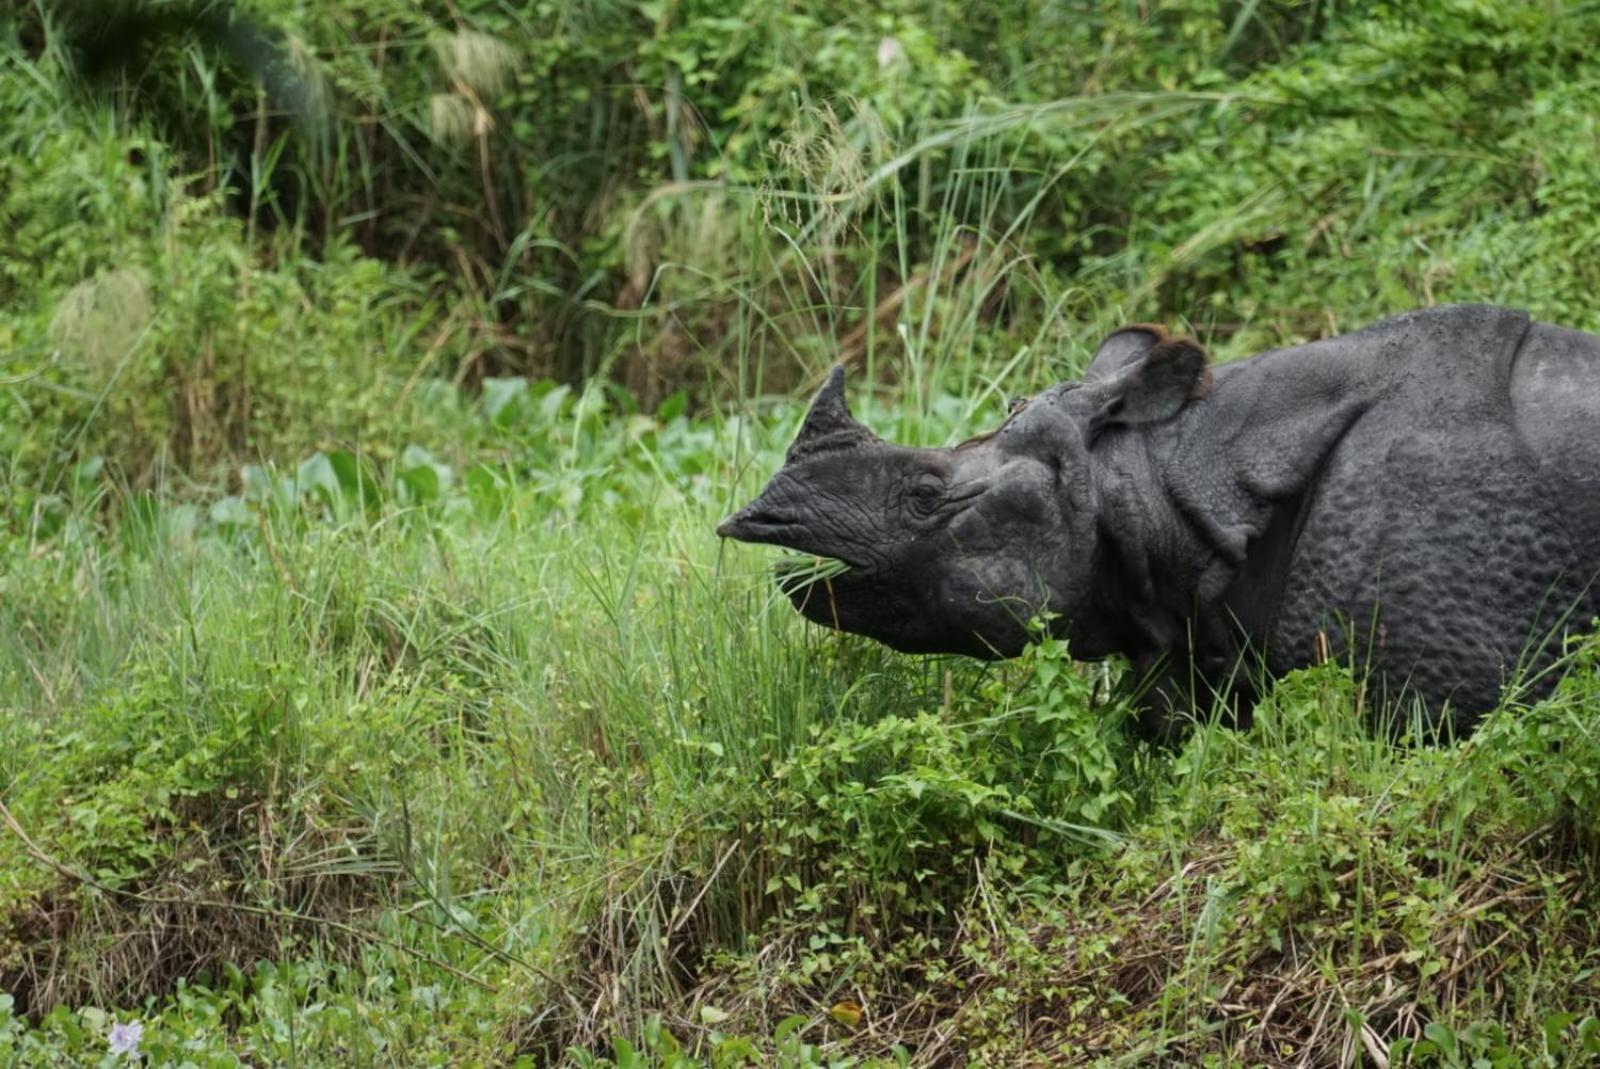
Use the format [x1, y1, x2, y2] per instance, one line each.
[716, 498, 803, 539]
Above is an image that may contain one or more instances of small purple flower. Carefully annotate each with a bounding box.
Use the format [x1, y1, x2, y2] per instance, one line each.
[108, 1019, 144, 1058]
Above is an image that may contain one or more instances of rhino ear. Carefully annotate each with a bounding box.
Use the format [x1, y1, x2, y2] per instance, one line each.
[1085, 325, 1211, 429]
[786, 365, 879, 463]
[1086, 325, 1167, 381]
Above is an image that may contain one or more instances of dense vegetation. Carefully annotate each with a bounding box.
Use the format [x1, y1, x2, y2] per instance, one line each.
[3, 0, 1600, 1064]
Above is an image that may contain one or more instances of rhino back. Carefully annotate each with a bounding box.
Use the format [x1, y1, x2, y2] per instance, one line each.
[1511, 322, 1600, 489]
[1259, 306, 1600, 732]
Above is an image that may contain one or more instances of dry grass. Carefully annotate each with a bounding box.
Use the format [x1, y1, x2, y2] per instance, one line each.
[514, 785, 1600, 1066]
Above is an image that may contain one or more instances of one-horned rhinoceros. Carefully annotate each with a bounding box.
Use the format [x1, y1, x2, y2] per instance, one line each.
[717, 305, 1600, 739]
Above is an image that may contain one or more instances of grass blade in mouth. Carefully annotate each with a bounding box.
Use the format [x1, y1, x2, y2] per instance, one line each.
[774, 554, 851, 596]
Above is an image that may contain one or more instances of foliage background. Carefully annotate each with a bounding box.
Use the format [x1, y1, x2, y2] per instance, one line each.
[2, 0, 1600, 1065]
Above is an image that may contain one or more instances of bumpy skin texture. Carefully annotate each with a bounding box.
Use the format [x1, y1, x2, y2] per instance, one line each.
[719, 305, 1600, 739]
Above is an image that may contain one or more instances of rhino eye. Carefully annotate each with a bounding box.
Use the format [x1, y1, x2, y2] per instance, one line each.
[909, 475, 945, 512]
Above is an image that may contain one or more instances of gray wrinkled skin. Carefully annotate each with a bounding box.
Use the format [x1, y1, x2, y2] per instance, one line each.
[718, 305, 1600, 739]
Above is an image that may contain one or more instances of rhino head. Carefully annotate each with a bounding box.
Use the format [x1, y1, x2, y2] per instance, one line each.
[717, 328, 1211, 659]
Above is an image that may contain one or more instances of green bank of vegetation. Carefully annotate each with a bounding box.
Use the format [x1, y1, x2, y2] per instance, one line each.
[3, 1, 1600, 1064]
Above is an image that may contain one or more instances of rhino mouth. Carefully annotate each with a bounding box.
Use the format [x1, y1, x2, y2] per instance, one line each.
[716, 507, 874, 628]
[774, 553, 852, 591]
[773, 554, 870, 632]
[715, 507, 870, 574]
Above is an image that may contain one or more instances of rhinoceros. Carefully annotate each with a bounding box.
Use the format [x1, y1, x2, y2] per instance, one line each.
[717, 305, 1600, 739]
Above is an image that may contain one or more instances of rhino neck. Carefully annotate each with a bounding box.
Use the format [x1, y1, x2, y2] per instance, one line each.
[1075, 356, 1375, 667]
[1071, 429, 1219, 663]
[1119, 353, 1377, 668]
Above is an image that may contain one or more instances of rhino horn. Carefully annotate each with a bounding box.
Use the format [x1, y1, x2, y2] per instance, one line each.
[785, 365, 879, 463]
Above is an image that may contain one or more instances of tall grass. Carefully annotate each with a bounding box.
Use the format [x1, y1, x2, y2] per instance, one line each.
[4, 366, 1598, 1064]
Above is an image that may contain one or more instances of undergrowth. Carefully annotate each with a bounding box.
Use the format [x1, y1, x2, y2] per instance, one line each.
[2, 385, 1598, 1066]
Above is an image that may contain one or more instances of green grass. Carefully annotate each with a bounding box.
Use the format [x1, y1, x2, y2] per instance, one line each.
[2, 382, 1598, 1067]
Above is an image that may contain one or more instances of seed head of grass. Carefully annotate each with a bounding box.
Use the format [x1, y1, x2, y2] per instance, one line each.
[49, 267, 152, 381]
[431, 30, 519, 100]
[428, 93, 476, 147]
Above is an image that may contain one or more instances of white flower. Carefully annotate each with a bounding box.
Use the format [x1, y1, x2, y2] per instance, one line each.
[876, 36, 905, 70]
[108, 1019, 144, 1058]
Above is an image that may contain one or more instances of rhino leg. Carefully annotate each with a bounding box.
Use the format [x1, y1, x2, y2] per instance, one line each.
[1130, 649, 1258, 743]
